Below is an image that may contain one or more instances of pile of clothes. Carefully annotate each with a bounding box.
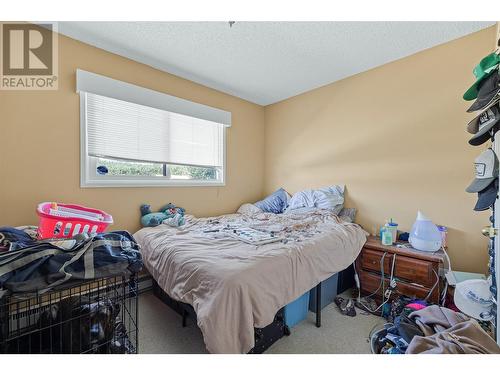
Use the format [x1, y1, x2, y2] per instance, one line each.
[371, 301, 500, 354]
[0, 226, 39, 252]
[0, 226, 142, 296]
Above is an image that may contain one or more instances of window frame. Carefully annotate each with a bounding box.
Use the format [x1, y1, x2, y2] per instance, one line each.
[80, 92, 227, 188]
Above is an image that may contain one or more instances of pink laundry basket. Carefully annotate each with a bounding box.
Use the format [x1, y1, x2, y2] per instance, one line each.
[36, 202, 113, 239]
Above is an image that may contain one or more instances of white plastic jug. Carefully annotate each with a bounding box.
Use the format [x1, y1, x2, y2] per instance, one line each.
[409, 211, 442, 252]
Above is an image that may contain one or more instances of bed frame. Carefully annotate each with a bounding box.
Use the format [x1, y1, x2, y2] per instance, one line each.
[151, 280, 323, 353]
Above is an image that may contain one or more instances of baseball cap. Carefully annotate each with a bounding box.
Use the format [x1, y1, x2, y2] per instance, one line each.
[467, 70, 500, 113]
[466, 148, 499, 193]
[467, 103, 500, 146]
[463, 53, 500, 101]
[474, 178, 498, 211]
[454, 279, 494, 321]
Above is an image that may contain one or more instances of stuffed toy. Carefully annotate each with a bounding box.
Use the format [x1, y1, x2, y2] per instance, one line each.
[140, 203, 186, 227]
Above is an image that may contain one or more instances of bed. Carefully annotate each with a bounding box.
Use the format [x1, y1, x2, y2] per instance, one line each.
[134, 207, 367, 353]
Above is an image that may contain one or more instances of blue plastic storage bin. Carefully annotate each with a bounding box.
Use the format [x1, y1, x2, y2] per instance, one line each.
[284, 291, 310, 328]
[309, 273, 339, 312]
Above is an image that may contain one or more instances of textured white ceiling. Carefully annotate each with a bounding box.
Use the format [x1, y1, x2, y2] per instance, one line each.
[58, 21, 494, 105]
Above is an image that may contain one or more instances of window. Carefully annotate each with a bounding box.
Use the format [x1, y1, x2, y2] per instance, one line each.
[78, 70, 230, 187]
[93, 157, 218, 180]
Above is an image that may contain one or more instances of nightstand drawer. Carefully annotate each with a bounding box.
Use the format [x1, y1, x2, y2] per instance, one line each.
[394, 256, 433, 287]
[360, 249, 392, 273]
[359, 270, 436, 302]
[360, 248, 434, 286]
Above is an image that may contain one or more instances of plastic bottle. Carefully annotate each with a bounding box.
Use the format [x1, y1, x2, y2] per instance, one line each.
[384, 218, 398, 244]
[381, 227, 393, 246]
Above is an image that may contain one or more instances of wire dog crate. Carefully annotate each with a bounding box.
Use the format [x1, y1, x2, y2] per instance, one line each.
[0, 274, 138, 354]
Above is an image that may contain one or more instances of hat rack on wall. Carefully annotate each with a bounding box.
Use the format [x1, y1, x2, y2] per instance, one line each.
[464, 21, 500, 344]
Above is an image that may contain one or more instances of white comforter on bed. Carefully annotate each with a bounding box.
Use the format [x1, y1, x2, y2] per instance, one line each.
[134, 208, 367, 353]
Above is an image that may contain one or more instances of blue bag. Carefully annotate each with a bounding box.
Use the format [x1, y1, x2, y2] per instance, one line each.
[0, 231, 142, 296]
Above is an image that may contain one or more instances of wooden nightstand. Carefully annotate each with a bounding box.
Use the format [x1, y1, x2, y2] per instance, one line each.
[355, 236, 446, 304]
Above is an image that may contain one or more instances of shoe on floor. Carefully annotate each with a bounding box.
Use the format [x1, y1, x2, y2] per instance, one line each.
[355, 297, 379, 314]
[334, 296, 356, 317]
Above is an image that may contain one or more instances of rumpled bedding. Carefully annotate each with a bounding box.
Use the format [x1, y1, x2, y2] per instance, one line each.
[134, 208, 367, 353]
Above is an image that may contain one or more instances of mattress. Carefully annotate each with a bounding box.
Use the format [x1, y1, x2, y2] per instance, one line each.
[134, 208, 367, 353]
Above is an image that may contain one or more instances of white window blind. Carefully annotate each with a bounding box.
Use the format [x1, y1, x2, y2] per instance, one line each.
[77, 69, 231, 126]
[85, 92, 224, 168]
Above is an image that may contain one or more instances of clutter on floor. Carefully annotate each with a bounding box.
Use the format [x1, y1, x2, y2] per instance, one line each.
[364, 295, 499, 354]
[334, 296, 357, 317]
[0, 202, 143, 354]
[336, 245, 498, 355]
[356, 237, 498, 353]
[370, 304, 499, 354]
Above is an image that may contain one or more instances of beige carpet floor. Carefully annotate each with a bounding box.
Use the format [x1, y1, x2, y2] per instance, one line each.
[138, 291, 384, 354]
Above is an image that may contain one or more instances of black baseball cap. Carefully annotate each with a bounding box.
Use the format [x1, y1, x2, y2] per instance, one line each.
[468, 103, 500, 146]
[467, 70, 500, 113]
[474, 178, 498, 211]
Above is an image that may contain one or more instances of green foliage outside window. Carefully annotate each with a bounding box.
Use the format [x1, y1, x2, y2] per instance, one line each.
[97, 158, 217, 180]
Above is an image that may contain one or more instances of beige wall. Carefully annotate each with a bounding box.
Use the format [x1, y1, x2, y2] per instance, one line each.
[0, 33, 265, 232]
[264, 26, 497, 273]
[1, 26, 496, 273]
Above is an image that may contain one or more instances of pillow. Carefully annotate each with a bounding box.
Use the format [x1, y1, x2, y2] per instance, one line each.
[254, 188, 290, 214]
[237, 203, 263, 216]
[338, 207, 357, 223]
[286, 185, 345, 215]
[285, 190, 315, 212]
[315, 185, 345, 213]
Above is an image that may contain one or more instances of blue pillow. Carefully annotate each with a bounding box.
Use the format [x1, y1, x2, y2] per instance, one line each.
[254, 188, 289, 214]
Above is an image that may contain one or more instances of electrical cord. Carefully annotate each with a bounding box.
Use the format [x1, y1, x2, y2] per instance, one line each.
[441, 281, 448, 306]
[442, 247, 452, 274]
[424, 269, 440, 301]
[354, 252, 387, 300]
[355, 252, 397, 314]
[439, 245, 452, 306]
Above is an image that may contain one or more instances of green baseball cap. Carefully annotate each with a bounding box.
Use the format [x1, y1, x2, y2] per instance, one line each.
[463, 53, 500, 101]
